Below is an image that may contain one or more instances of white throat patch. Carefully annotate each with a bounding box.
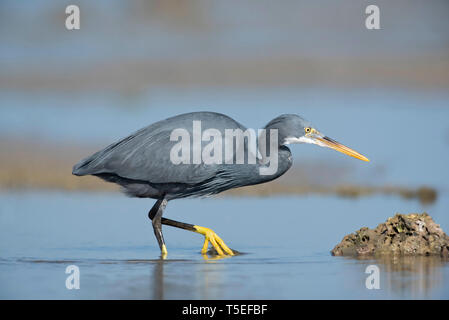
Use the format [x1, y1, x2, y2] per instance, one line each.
[283, 136, 326, 147]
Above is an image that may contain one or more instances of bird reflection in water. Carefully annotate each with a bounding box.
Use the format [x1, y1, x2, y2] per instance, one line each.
[150, 254, 227, 300]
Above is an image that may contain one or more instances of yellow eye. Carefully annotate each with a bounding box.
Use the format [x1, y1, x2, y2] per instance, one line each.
[305, 127, 312, 134]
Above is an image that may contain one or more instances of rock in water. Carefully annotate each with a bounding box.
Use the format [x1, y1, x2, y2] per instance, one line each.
[331, 213, 449, 257]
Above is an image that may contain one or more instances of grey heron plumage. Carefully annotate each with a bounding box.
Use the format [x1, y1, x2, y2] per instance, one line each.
[73, 111, 369, 257]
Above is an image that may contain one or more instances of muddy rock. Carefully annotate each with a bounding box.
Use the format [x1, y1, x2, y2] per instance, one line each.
[331, 213, 449, 257]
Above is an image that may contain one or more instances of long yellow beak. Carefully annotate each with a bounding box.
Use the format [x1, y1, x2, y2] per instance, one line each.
[316, 136, 370, 162]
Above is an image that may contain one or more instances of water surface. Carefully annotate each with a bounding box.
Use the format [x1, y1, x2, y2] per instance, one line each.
[1, 191, 448, 299]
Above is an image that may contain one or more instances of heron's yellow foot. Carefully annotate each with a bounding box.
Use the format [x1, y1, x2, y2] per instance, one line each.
[193, 225, 234, 256]
[160, 244, 168, 259]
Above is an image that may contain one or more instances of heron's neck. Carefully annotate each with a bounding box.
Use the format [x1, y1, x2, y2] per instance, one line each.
[263, 117, 290, 147]
[238, 145, 292, 188]
[222, 145, 292, 190]
[256, 145, 292, 183]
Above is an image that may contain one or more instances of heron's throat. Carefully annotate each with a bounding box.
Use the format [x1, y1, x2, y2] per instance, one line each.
[282, 136, 323, 146]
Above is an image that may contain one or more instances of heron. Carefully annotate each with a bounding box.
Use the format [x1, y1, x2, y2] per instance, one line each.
[72, 112, 369, 257]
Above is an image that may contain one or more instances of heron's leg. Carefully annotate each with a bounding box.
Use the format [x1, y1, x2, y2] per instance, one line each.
[148, 198, 168, 256]
[160, 217, 234, 256]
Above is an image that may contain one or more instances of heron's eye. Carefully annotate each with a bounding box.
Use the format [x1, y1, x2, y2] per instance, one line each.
[305, 127, 312, 134]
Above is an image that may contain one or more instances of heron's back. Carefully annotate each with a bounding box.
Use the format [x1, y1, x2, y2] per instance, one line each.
[72, 112, 252, 198]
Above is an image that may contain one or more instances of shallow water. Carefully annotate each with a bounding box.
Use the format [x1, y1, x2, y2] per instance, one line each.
[1, 191, 448, 299]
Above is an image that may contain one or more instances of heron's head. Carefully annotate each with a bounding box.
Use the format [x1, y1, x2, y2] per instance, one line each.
[265, 114, 369, 162]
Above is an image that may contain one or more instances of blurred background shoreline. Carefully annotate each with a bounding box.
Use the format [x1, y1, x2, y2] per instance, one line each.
[0, 135, 438, 205]
[3, 55, 449, 91]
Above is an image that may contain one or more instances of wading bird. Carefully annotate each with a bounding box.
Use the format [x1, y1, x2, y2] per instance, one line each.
[73, 112, 369, 257]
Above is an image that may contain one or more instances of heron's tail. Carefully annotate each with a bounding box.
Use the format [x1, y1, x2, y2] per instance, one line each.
[72, 150, 103, 176]
[72, 159, 92, 176]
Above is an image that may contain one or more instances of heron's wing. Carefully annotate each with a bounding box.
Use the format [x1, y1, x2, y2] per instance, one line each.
[72, 112, 248, 185]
